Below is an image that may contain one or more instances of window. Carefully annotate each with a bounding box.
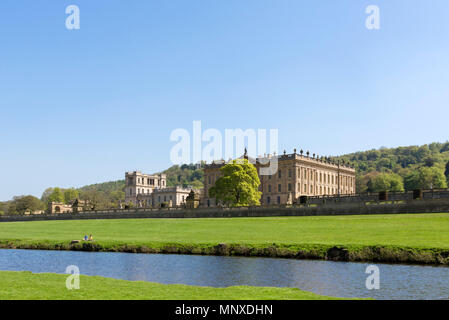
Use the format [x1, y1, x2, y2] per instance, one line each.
[277, 196, 281, 204]
[169, 195, 172, 200]
[268, 185, 271, 193]
[147, 178, 150, 185]
[278, 184, 281, 192]
[288, 183, 292, 192]
[304, 184, 307, 193]
[278, 170, 281, 179]
[267, 196, 271, 204]
[288, 169, 292, 178]
[182, 196, 185, 202]
[164, 196, 167, 202]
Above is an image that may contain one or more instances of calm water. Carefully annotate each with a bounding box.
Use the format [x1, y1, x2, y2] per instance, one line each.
[1, 249, 448, 300]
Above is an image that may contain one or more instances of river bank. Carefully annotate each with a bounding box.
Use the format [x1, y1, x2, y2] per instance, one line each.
[1, 240, 448, 265]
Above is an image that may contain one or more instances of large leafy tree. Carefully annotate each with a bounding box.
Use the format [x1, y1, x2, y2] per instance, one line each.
[404, 166, 447, 190]
[368, 173, 404, 192]
[63, 188, 79, 204]
[209, 159, 262, 207]
[79, 190, 109, 210]
[6, 196, 44, 215]
[47, 187, 64, 204]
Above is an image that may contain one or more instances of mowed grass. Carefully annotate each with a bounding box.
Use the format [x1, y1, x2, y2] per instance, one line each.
[0, 213, 448, 249]
[0, 271, 346, 300]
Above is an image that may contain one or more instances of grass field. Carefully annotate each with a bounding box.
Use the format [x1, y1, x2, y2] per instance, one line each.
[0, 271, 345, 300]
[1, 213, 449, 264]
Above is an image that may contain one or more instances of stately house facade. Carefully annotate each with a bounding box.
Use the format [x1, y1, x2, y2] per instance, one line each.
[203, 150, 356, 206]
[124, 171, 192, 207]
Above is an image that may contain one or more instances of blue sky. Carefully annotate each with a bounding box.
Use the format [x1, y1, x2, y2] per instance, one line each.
[1, 1, 449, 201]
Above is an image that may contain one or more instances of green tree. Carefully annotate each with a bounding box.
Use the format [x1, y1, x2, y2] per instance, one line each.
[369, 173, 404, 192]
[404, 167, 447, 190]
[5, 196, 44, 215]
[14, 196, 44, 214]
[47, 187, 64, 204]
[40, 187, 54, 204]
[209, 159, 262, 207]
[79, 190, 109, 210]
[63, 188, 79, 204]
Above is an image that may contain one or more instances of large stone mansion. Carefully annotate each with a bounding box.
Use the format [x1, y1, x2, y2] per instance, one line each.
[125, 149, 356, 208]
[203, 150, 356, 207]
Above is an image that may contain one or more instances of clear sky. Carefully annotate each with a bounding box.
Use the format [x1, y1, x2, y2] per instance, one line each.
[1, 1, 449, 201]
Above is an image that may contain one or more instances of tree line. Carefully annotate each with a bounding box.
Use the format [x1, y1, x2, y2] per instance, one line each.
[334, 142, 449, 193]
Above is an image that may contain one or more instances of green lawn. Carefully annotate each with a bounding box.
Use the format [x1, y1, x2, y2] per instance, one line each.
[1, 213, 449, 264]
[0, 271, 345, 300]
[0, 213, 448, 248]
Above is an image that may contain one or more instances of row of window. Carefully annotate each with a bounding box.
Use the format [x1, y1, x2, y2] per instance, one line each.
[130, 192, 186, 204]
[263, 183, 353, 196]
[205, 169, 355, 189]
[135, 177, 165, 187]
[136, 195, 186, 205]
[262, 168, 355, 188]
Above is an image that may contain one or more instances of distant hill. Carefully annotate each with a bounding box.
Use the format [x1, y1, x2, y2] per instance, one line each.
[333, 141, 449, 193]
[160, 164, 204, 189]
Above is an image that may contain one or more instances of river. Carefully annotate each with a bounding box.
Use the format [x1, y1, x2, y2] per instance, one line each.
[0, 249, 448, 300]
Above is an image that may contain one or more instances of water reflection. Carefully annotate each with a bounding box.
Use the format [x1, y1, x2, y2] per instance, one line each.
[0, 249, 448, 300]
